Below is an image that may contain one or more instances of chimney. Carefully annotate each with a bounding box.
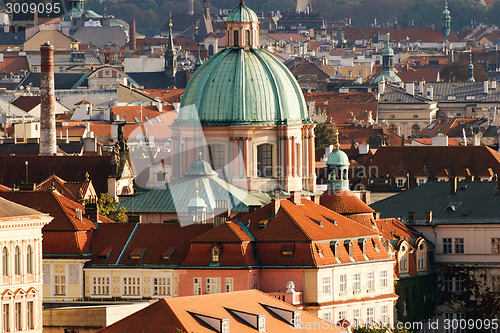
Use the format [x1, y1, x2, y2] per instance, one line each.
[373, 212, 380, 220]
[39, 42, 57, 155]
[378, 81, 386, 95]
[484, 81, 489, 94]
[273, 190, 280, 217]
[290, 190, 302, 205]
[129, 20, 136, 51]
[85, 199, 99, 222]
[408, 211, 415, 222]
[361, 190, 371, 205]
[189, 0, 194, 15]
[418, 80, 424, 93]
[426, 211, 433, 223]
[451, 177, 458, 193]
[405, 82, 415, 96]
[75, 208, 83, 221]
[491, 80, 497, 90]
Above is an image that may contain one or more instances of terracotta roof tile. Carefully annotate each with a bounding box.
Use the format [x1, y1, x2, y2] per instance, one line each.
[320, 190, 374, 214]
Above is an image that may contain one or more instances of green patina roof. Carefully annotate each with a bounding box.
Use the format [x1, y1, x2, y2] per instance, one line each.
[227, 2, 258, 23]
[184, 157, 218, 177]
[179, 48, 309, 127]
[326, 149, 349, 166]
[370, 181, 500, 225]
[119, 159, 270, 214]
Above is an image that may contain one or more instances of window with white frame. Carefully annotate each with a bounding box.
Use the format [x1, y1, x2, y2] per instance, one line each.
[353, 273, 360, 292]
[381, 305, 388, 324]
[455, 275, 465, 292]
[322, 276, 331, 295]
[27, 301, 33, 330]
[417, 178, 426, 186]
[399, 250, 408, 273]
[455, 238, 464, 254]
[338, 310, 346, 321]
[417, 252, 426, 270]
[492, 275, 500, 292]
[123, 277, 141, 297]
[2, 247, 8, 276]
[367, 307, 374, 324]
[225, 278, 233, 292]
[153, 277, 171, 297]
[54, 274, 66, 295]
[193, 277, 202, 295]
[367, 271, 374, 291]
[14, 246, 20, 275]
[380, 270, 388, 288]
[442, 275, 453, 292]
[14, 302, 21, 331]
[443, 238, 452, 254]
[92, 276, 110, 296]
[339, 274, 346, 294]
[396, 178, 405, 187]
[323, 311, 332, 323]
[206, 278, 221, 294]
[353, 308, 360, 325]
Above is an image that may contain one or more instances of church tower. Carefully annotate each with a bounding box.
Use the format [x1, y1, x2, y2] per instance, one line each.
[165, 16, 177, 80]
[374, 34, 402, 84]
[442, 0, 451, 38]
[467, 55, 475, 82]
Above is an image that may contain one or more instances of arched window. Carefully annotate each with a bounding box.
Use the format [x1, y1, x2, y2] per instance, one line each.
[257, 144, 273, 178]
[208, 144, 225, 172]
[210, 245, 220, 262]
[295, 143, 301, 177]
[2, 247, 8, 276]
[245, 30, 251, 46]
[208, 44, 214, 56]
[233, 30, 239, 47]
[26, 245, 33, 274]
[411, 124, 421, 136]
[389, 124, 397, 134]
[14, 246, 20, 275]
[399, 245, 408, 273]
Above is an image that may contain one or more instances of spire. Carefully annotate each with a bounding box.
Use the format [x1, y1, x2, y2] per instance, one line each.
[165, 12, 177, 80]
[467, 54, 475, 82]
[442, 0, 451, 38]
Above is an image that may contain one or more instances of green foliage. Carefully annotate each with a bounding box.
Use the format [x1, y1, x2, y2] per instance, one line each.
[439, 60, 488, 82]
[98, 193, 128, 223]
[314, 123, 336, 150]
[395, 275, 436, 323]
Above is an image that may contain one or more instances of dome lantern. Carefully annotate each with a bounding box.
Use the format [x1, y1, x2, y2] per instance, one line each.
[226, 0, 260, 48]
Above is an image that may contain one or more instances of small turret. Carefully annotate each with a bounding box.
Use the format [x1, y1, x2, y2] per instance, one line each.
[467, 54, 475, 83]
[442, 0, 451, 38]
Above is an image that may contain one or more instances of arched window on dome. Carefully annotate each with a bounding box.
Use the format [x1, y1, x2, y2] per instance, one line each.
[411, 124, 421, 136]
[342, 168, 348, 181]
[233, 30, 239, 47]
[257, 144, 273, 178]
[245, 30, 251, 47]
[208, 144, 226, 173]
[209, 44, 214, 56]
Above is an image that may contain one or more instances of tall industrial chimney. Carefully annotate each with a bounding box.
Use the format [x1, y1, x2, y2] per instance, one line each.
[39, 42, 56, 155]
[189, 0, 194, 15]
[129, 20, 136, 51]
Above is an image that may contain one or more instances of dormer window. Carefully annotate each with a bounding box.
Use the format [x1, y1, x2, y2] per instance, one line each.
[211, 245, 220, 263]
[281, 244, 294, 258]
[399, 245, 409, 273]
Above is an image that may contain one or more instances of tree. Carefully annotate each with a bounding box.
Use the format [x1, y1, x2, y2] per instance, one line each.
[314, 123, 336, 149]
[98, 193, 128, 223]
[439, 61, 488, 82]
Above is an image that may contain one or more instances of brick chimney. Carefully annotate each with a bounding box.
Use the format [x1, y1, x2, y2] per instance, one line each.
[39, 42, 56, 155]
[129, 20, 136, 51]
[85, 199, 99, 223]
[290, 190, 302, 205]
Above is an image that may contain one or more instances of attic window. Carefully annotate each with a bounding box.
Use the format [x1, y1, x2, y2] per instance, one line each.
[316, 245, 324, 258]
[372, 239, 380, 252]
[130, 248, 147, 260]
[310, 218, 323, 227]
[324, 217, 337, 225]
[162, 247, 176, 260]
[133, 116, 140, 124]
[98, 247, 113, 260]
[281, 244, 294, 258]
[447, 96, 456, 101]
[466, 96, 475, 100]
[210, 245, 221, 263]
[258, 220, 267, 229]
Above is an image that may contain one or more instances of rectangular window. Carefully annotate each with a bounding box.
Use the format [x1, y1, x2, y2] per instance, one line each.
[492, 238, 500, 254]
[442, 275, 453, 292]
[366, 307, 374, 324]
[353, 273, 360, 292]
[153, 277, 171, 297]
[225, 278, 233, 292]
[455, 238, 464, 254]
[206, 278, 221, 294]
[417, 178, 426, 186]
[396, 178, 404, 187]
[92, 276, 110, 296]
[443, 238, 452, 254]
[339, 274, 346, 294]
[193, 278, 202, 295]
[27, 301, 33, 330]
[14, 303, 20, 331]
[338, 310, 346, 321]
[455, 276, 465, 292]
[381, 305, 388, 324]
[353, 308, 360, 325]
[322, 276, 331, 295]
[492, 275, 500, 292]
[3, 304, 9, 332]
[417, 253, 426, 269]
[367, 271, 374, 291]
[123, 277, 141, 297]
[322, 311, 331, 323]
[54, 275, 66, 295]
[380, 270, 388, 288]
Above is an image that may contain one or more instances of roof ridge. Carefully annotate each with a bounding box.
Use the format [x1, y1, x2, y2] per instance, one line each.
[51, 191, 82, 231]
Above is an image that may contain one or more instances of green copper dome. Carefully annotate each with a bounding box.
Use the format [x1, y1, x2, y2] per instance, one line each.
[227, 1, 258, 23]
[327, 149, 349, 166]
[179, 48, 309, 127]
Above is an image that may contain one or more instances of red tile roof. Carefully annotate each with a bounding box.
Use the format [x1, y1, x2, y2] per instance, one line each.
[97, 290, 348, 333]
[320, 190, 374, 214]
[417, 117, 476, 137]
[143, 88, 184, 103]
[0, 55, 29, 77]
